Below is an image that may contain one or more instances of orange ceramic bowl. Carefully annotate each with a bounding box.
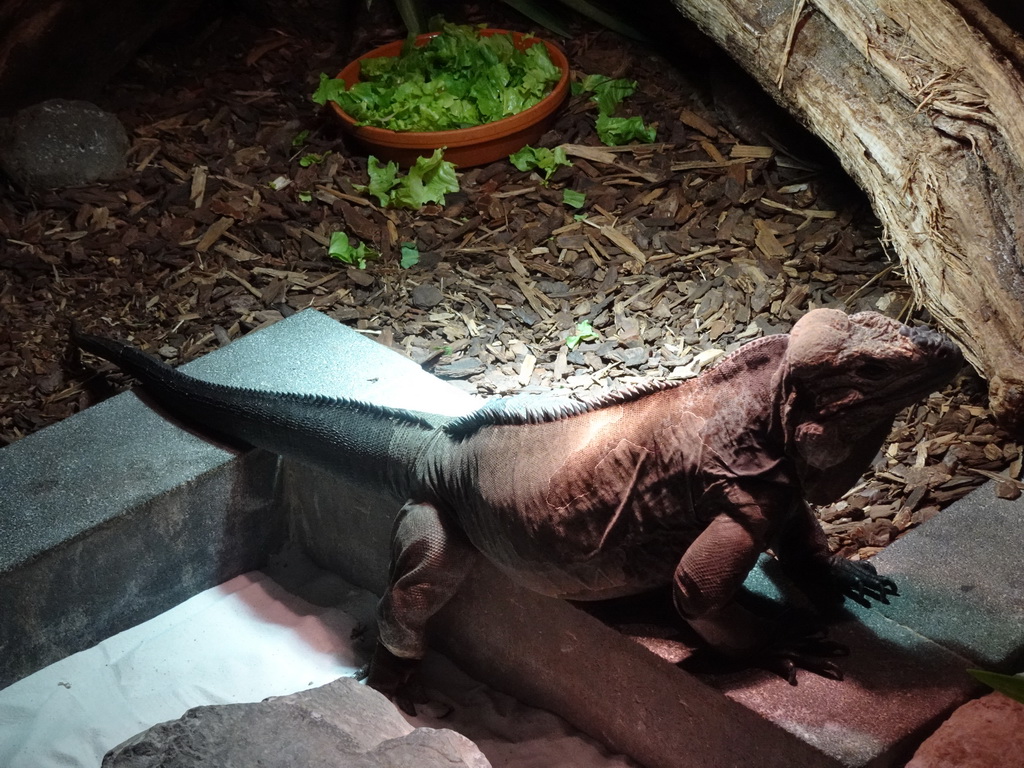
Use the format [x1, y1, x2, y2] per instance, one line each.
[329, 29, 569, 168]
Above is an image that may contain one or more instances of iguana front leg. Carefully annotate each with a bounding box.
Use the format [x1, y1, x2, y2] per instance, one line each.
[674, 512, 772, 652]
[773, 501, 897, 611]
[366, 500, 478, 713]
[674, 511, 845, 682]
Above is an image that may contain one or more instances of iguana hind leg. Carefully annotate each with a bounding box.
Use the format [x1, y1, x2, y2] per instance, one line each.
[367, 500, 477, 710]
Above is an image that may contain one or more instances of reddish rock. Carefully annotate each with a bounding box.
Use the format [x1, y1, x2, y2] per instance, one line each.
[908, 693, 1024, 768]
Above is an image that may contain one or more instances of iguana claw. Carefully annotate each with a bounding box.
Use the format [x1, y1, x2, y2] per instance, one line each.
[754, 630, 849, 685]
[363, 642, 427, 716]
[829, 557, 898, 607]
[362, 643, 452, 718]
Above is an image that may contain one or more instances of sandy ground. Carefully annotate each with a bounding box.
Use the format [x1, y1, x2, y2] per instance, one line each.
[0, 568, 635, 767]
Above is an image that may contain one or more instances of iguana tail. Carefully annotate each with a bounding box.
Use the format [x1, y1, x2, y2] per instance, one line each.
[71, 326, 438, 497]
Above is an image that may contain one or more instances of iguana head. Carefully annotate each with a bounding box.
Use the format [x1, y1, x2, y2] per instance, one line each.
[779, 309, 963, 503]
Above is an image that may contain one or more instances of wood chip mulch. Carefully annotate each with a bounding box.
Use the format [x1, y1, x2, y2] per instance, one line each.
[0, 4, 1020, 560]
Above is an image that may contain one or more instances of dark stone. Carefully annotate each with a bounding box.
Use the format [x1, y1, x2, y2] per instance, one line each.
[0, 99, 129, 189]
[102, 677, 490, 768]
[613, 346, 649, 368]
[537, 280, 570, 296]
[411, 283, 444, 309]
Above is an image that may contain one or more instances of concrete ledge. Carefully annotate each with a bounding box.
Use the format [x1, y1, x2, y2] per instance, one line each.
[1, 355, 285, 689]
[439, 562, 833, 768]
[870, 488, 1024, 671]
[0, 310, 476, 692]
[0, 448, 280, 691]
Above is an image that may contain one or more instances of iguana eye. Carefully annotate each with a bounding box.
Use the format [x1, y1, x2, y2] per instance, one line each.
[855, 361, 890, 380]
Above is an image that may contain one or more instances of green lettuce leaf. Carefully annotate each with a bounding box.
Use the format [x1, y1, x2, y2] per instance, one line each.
[576, 75, 637, 115]
[311, 73, 348, 106]
[562, 188, 586, 209]
[400, 242, 421, 268]
[359, 149, 460, 209]
[363, 156, 401, 207]
[391, 149, 460, 208]
[328, 231, 377, 269]
[509, 145, 572, 183]
[595, 114, 656, 146]
[566, 320, 600, 349]
[312, 23, 561, 132]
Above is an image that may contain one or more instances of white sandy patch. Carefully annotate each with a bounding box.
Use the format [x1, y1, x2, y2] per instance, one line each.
[0, 569, 635, 767]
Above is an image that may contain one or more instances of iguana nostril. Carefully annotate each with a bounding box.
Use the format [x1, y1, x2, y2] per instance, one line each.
[904, 325, 961, 362]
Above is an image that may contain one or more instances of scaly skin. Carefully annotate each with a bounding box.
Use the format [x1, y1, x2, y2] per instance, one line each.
[72, 309, 963, 703]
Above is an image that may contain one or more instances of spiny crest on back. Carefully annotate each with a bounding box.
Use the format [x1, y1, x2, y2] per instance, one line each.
[443, 378, 681, 438]
[229, 387, 441, 431]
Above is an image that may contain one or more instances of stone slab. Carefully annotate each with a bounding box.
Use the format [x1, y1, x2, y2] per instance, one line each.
[1, 367, 277, 687]
[0, 448, 281, 691]
[707, 560, 978, 768]
[869, 487, 1024, 670]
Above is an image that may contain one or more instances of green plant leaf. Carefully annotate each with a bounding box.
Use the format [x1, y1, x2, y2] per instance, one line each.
[577, 75, 637, 115]
[400, 241, 421, 268]
[328, 231, 377, 269]
[562, 188, 586, 209]
[362, 155, 401, 206]
[299, 152, 329, 167]
[291, 129, 310, 147]
[391, 149, 460, 208]
[298, 191, 313, 202]
[596, 113, 656, 146]
[509, 145, 572, 183]
[968, 670, 1024, 704]
[358, 150, 459, 210]
[394, 0, 426, 35]
[311, 72, 348, 106]
[565, 320, 600, 349]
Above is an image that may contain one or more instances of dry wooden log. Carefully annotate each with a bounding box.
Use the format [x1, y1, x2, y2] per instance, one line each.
[670, 0, 1024, 431]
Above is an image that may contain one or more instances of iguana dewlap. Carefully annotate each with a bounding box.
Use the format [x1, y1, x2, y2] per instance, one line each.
[72, 309, 962, 693]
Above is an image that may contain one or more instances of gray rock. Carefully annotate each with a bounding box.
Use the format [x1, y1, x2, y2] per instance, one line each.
[0, 99, 129, 189]
[102, 677, 490, 768]
[613, 345, 649, 368]
[907, 692, 1024, 768]
[511, 305, 540, 326]
[411, 283, 445, 309]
